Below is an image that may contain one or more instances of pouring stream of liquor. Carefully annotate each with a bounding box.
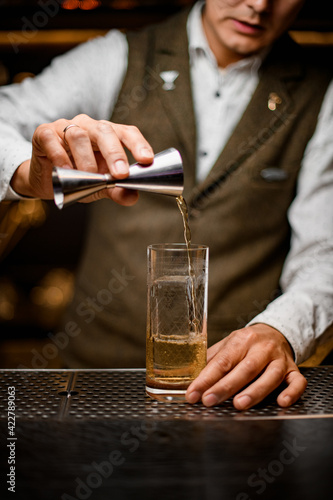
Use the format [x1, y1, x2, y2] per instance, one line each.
[176, 196, 199, 334]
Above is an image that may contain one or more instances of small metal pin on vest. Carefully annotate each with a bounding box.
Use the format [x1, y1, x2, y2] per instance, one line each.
[268, 92, 282, 111]
[160, 71, 179, 91]
[260, 167, 288, 182]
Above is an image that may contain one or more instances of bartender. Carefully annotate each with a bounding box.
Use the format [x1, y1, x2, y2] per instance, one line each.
[0, 0, 332, 410]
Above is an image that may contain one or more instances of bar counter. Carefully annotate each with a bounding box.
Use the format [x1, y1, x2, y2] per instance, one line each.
[0, 367, 332, 500]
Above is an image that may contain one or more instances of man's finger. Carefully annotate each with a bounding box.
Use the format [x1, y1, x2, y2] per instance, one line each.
[186, 343, 243, 404]
[206, 338, 226, 363]
[276, 369, 308, 407]
[73, 116, 154, 178]
[87, 120, 130, 178]
[33, 124, 73, 169]
[200, 347, 274, 407]
[111, 123, 154, 164]
[60, 123, 99, 173]
[232, 361, 300, 410]
[83, 186, 139, 206]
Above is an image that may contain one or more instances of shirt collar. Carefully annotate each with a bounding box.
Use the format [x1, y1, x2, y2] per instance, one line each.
[187, 0, 267, 75]
[187, 1, 215, 64]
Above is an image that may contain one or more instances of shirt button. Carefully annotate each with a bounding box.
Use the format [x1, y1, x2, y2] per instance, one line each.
[199, 151, 207, 157]
[215, 91, 221, 98]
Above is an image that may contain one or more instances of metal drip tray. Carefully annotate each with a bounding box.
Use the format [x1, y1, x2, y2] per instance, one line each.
[0, 367, 332, 500]
[0, 367, 332, 421]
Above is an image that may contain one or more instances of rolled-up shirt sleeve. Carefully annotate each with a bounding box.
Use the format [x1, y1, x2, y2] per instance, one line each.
[0, 29, 128, 201]
[248, 79, 333, 364]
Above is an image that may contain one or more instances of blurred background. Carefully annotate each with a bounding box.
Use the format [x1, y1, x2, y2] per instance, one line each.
[0, 0, 332, 368]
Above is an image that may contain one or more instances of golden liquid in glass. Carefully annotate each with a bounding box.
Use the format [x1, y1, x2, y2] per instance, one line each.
[146, 335, 207, 392]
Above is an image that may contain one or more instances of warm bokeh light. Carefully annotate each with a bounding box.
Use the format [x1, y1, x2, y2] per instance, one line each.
[9, 200, 47, 228]
[30, 286, 64, 308]
[0, 279, 17, 321]
[61, 0, 101, 10]
[61, 0, 80, 10]
[30, 269, 74, 309]
[80, 0, 102, 10]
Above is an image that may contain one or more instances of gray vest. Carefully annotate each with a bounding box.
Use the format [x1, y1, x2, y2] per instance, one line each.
[62, 9, 331, 368]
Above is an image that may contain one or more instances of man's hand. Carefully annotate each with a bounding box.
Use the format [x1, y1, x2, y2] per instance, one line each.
[186, 324, 307, 410]
[10, 114, 154, 205]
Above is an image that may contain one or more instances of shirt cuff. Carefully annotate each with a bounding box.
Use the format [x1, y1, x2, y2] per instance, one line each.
[4, 183, 29, 201]
[0, 140, 33, 201]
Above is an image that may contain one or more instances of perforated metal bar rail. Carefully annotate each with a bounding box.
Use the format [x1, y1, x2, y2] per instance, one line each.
[0, 367, 332, 421]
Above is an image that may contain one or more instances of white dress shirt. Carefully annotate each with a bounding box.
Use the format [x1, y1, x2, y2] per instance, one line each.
[0, 1, 332, 363]
[188, 1, 263, 182]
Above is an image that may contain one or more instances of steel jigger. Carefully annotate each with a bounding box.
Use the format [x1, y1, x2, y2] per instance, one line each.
[52, 147, 184, 209]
